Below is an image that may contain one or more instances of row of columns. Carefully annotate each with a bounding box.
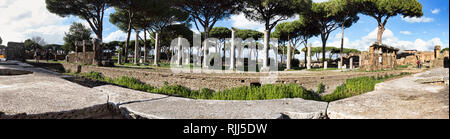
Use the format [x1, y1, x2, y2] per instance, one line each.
[159, 28, 357, 70]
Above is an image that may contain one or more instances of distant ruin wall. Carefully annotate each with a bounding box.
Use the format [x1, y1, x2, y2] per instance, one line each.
[5, 42, 25, 61]
[360, 52, 397, 71]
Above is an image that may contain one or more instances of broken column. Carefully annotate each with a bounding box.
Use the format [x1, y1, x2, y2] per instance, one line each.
[230, 28, 236, 70]
[350, 57, 353, 69]
[307, 43, 311, 70]
[82, 40, 87, 53]
[435, 45, 441, 59]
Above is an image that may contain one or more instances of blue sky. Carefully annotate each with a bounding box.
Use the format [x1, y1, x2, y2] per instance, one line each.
[0, 0, 448, 52]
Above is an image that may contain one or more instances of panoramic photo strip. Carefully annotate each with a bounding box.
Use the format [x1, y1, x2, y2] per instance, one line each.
[0, 0, 449, 136]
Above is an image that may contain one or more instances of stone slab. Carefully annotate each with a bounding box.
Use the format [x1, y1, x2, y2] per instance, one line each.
[120, 97, 328, 119]
[0, 66, 107, 116]
[1, 61, 329, 119]
[327, 68, 449, 119]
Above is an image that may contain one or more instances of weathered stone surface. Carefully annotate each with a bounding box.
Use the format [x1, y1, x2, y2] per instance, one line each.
[119, 97, 328, 119]
[1, 61, 328, 119]
[0, 65, 109, 118]
[328, 68, 449, 119]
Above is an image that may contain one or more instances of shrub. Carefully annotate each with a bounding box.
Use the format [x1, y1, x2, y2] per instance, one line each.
[153, 85, 193, 98]
[210, 84, 320, 101]
[112, 76, 154, 92]
[321, 73, 409, 102]
[84, 71, 105, 81]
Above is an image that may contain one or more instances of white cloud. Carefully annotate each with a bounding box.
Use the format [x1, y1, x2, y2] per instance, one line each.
[401, 16, 434, 23]
[230, 13, 299, 32]
[0, 0, 70, 44]
[231, 13, 266, 32]
[400, 31, 412, 35]
[103, 30, 143, 43]
[323, 28, 443, 52]
[104, 30, 127, 43]
[431, 9, 440, 14]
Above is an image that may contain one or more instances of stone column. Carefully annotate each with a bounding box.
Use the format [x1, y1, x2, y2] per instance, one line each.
[338, 61, 342, 69]
[153, 32, 160, 66]
[287, 39, 292, 70]
[92, 39, 98, 65]
[359, 55, 361, 68]
[82, 40, 86, 53]
[350, 57, 353, 69]
[324, 61, 328, 70]
[261, 30, 270, 71]
[307, 43, 311, 70]
[117, 51, 121, 64]
[435, 45, 441, 59]
[230, 28, 236, 70]
[134, 31, 139, 65]
[177, 36, 183, 67]
[203, 38, 209, 68]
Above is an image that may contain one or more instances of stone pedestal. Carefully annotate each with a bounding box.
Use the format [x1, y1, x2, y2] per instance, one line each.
[324, 61, 328, 70]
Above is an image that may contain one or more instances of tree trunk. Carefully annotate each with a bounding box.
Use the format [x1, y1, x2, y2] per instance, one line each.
[340, 22, 345, 68]
[304, 40, 308, 68]
[377, 25, 385, 44]
[322, 37, 327, 65]
[124, 12, 133, 64]
[281, 49, 285, 65]
[262, 30, 270, 70]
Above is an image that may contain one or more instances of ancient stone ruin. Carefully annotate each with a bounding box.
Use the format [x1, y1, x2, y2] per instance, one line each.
[360, 43, 398, 71]
[397, 45, 448, 69]
[66, 39, 113, 67]
[4, 42, 25, 61]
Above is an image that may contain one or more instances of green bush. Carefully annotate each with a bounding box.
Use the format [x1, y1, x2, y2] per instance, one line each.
[111, 76, 155, 92]
[210, 84, 320, 100]
[153, 85, 193, 97]
[321, 73, 410, 102]
[84, 71, 105, 81]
